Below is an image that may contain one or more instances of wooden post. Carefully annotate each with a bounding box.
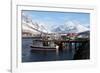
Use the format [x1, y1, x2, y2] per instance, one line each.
[75, 42, 77, 51]
[59, 42, 63, 51]
[69, 42, 72, 51]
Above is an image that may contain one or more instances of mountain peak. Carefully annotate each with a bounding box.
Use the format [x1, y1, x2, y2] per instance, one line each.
[52, 21, 89, 33]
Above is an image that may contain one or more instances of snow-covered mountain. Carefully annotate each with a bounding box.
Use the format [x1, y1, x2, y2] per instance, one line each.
[52, 21, 89, 33]
[22, 13, 89, 34]
[22, 14, 49, 34]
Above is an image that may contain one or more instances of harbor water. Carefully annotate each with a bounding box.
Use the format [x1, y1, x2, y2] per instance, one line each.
[22, 37, 89, 62]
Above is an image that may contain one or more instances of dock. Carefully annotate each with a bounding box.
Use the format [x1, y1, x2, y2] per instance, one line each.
[30, 39, 89, 52]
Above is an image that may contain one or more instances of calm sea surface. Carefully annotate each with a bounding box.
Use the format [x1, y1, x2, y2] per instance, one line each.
[22, 38, 76, 62]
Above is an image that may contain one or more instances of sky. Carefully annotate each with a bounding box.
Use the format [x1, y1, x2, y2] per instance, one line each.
[22, 10, 90, 29]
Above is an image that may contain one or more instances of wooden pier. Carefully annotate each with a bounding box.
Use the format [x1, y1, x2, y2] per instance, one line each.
[30, 39, 89, 52]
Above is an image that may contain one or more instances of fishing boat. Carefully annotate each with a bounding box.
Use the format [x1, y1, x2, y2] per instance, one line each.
[30, 45, 56, 51]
